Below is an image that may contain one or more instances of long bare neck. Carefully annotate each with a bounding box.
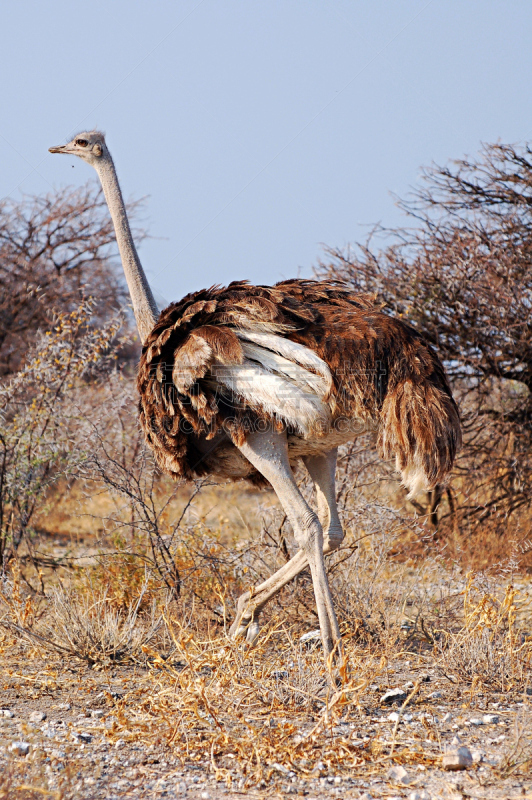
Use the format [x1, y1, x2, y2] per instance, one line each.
[95, 156, 159, 344]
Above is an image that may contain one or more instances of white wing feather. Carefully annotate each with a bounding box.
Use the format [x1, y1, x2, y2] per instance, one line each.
[210, 360, 331, 437]
[236, 330, 333, 396]
[203, 331, 333, 438]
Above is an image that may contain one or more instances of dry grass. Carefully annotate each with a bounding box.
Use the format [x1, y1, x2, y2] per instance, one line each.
[435, 575, 532, 692]
[2, 491, 531, 796]
[1, 315, 531, 794]
[37, 583, 166, 666]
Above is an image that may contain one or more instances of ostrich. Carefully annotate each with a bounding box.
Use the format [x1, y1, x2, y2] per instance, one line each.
[49, 131, 461, 663]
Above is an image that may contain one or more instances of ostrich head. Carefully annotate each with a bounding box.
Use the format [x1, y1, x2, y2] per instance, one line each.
[49, 130, 108, 165]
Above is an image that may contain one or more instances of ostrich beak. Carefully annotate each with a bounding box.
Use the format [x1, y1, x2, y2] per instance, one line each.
[48, 144, 69, 154]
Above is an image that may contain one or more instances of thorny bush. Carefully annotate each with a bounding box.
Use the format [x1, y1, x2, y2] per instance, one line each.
[0, 182, 144, 376]
[0, 301, 123, 576]
[318, 141, 532, 544]
[435, 573, 532, 692]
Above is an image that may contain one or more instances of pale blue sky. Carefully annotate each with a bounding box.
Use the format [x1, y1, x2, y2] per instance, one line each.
[1, 1, 532, 305]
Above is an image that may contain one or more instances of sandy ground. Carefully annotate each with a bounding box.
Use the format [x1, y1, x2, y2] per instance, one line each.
[1, 645, 531, 800]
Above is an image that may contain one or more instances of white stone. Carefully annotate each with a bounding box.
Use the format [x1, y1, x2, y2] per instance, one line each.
[57, 703, 71, 711]
[471, 749, 484, 764]
[387, 712, 401, 723]
[29, 711, 46, 723]
[72, 731, 93, 743]
[387, 765, 410, 784]
[442, 712, 453, 723]
[469, 717, 484, 726]
[442, 746, 473, 771]
[91, 709, 105, 719]
[428, 691, 442, 699]
[409, 791, 431, 800]
[0, 709, 14, 718]
[482, 714, 499, 724]
[10, 741, 30, 756]
[381, 688, 407, 705]
[450, 734, 462, 745]
[300, 630, 321, 644]
[358, 794, 374, 800]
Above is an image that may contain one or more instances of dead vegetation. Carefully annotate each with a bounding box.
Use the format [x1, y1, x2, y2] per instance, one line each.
[1, 146, 532, 797]
[318, 141, 532, 551]
[0, 525, 531, 797]
[0, 181, 144, 378]
[1, 424, 531, 795]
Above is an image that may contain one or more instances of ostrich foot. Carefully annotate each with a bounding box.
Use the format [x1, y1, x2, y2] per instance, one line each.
[229, 591, 262, 644]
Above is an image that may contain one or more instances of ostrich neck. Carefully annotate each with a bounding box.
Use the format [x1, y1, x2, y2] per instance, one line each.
[95, 157, 159, 345]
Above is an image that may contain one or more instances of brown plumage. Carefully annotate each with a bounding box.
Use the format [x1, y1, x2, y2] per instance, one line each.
[49, 131, 463, 661]
[50, 131, 466, 667]
[137, 279, 461, 495]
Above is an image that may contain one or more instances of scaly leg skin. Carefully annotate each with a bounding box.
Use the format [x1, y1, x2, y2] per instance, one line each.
[229, 431, 342, 664]
[304, 449, 344, 553]
[229, 449, 345, 642]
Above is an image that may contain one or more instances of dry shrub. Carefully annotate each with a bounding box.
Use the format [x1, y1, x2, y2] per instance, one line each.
[0, 560, 39, 630]
[0, 300, 124, 574]
[37, 581, 166, 665]
[435, 574, 532, 691]
[331, 511, 456, 649]
[318, 140, 532, 555]
[73, 406, 306, 629]
[78, 437, 247, 619]
[1, 564, 169, 666]
[0, 182, 142, 376]
[498, 708, 532, 778]
[260, 655, 328, 711]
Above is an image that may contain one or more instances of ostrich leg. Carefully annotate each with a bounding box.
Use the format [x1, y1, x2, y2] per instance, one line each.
[303, 449, 344, 553]
[230, 449, 345, 643]
[231, 431, 341, 660]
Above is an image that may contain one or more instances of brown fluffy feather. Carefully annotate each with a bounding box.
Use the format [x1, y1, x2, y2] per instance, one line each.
[137, 279, 461, 493]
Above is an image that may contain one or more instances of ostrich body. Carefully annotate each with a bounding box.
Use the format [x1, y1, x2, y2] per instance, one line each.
[50, 131, 461, 663]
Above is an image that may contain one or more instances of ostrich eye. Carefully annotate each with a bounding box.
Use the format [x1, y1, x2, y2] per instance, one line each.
[75, 138, 88, 147]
